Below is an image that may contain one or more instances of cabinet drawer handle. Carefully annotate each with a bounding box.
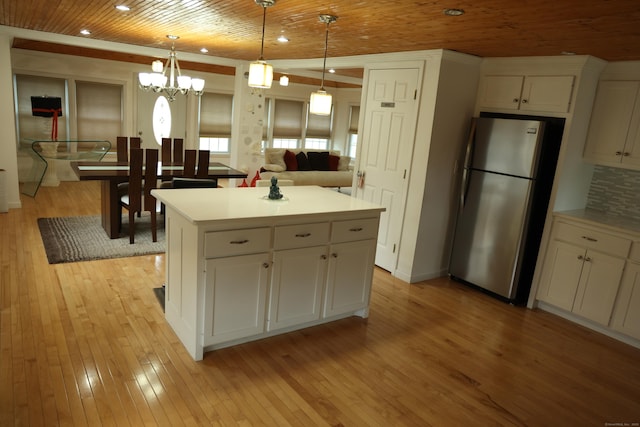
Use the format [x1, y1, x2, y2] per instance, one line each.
[513, 98, 519, 103]
[615, 151, 622, 156]
[581, 236, 598, 242]
[577, 255, 584, 260]
[263, 262, 270, 269]
[230, 239, 249, 244]
[321, 254, 327, 260]
[584, 257, 592, 262]
[521, 99, 528, 104]
[623, 152, 630, 157]
[295, 233, 311, 238]
[331, 253, 338, 258]
[349, 227, 364, 232]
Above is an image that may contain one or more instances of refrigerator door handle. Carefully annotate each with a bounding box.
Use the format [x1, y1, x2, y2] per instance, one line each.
[460, 118, 477, 208]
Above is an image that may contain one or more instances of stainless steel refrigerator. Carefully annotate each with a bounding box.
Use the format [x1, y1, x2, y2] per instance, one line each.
[449, 115, 562, 303]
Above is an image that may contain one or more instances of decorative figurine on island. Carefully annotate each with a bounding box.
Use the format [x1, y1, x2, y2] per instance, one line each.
[268, 176, 283, 200]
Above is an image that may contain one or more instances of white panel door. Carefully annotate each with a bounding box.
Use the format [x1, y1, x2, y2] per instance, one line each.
[136, 89, 187, 149]
[354, 68, 419, 272]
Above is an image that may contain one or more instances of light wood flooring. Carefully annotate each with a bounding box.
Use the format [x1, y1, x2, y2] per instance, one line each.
[1, 180, 639, 426]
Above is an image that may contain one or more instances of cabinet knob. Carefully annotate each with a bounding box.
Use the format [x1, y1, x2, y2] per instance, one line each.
[513, 98, 520, 103]
[331, 253, 338, 258]
[263, 262, 270, 268]
[616, 151, 623, 156]
[584, 257, 592, 262]
[623, 152, 630, 157]
[577, 255, 584, 260]
[521, 99, 528, 104]
[321, 254, 327, 260]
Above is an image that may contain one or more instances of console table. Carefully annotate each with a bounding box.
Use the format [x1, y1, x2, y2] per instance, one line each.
[151, 186, 385, 360]
[21, 139, 110, 196]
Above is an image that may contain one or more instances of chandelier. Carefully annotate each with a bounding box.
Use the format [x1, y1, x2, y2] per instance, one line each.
[138, 35, 205, 101]
[248, 0, 276, 89]
[309, 15, 337, 116]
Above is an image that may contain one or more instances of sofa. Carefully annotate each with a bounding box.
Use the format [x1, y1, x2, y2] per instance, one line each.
[260, 148, 353, 188]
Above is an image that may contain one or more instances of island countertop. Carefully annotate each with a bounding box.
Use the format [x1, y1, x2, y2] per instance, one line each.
[152, 186, 385, 223]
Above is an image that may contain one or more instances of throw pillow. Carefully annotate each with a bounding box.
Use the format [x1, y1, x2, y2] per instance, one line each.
[266, 149, 286, 170]
[328, 154, 340, 171]
[308, 151, 330, 171]
[338, 156, 351, 171]
[296, 151, 311, 171]
[284, 150, 298, 171]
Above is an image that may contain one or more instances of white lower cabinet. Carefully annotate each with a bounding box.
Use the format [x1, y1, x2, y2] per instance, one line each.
[324, 239, 376, 317]
[268, 246, 327, 331]
[611, 260, 640, 341]
[204, 253, 271, 346]
[538, 219, 629, 326]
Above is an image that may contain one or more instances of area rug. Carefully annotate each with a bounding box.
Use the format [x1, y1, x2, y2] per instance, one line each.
[37, 214, 165, 264]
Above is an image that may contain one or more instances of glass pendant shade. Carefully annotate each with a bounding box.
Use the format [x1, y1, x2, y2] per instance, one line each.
[309, 90, 332, 116]
[191, 78, 205, 92]
[138, 72, 152, 87]
[248, 60, 273, 89]
[279, 75, 289, 86]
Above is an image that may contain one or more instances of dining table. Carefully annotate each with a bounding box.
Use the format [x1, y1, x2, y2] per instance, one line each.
[71, 160, 248, 239]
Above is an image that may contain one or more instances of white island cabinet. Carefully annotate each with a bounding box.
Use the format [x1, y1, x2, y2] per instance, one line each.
[151, 186, 385, 360]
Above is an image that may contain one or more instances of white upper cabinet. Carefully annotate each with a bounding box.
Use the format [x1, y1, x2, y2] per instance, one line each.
[478, 75, 575, 113]
[583, 80, 640, 168]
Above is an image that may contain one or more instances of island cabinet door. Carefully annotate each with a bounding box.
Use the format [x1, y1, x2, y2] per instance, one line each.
[267, 246, 328, 331]
[324, 239, 376, 318]
[203, 253, 270, 346]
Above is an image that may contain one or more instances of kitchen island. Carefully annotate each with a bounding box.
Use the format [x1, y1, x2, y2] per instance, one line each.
[152, 186, 385, 360]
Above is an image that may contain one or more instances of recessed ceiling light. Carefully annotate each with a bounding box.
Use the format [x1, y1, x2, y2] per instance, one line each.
[80, 29, 91, 35]
[277, 35, 289, 43]
[200, 47, 209, 53]
[115, 5, 130, 12]
[328, 69, 336, 74]
[167, 35, 179, 41]
[561, 51, 576, 55]
[443, 8, 465, 16]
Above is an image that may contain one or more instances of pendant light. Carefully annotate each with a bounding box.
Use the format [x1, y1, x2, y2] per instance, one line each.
[309, 14, 337, 116]
[248, 0, 275, 89]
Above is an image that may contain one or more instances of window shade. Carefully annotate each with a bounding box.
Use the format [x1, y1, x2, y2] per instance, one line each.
[199, 92, 233, 137]
[349, 105, 360, 133]
[15, 74, 67, 140]
[306, 106, 332, 138]
[273, 99, 304, 138]
[76, 81, 122, 140]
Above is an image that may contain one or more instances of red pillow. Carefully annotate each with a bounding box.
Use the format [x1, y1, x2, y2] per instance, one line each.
[328, 154, 339, 171]
[284, 150, 298, 171]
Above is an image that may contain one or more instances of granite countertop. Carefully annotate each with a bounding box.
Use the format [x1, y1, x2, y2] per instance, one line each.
[554, 209, 640, 236]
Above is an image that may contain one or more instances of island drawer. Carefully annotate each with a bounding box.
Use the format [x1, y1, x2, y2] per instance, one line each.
[204, 227, 271, 258]
[331, 218, 379, 243]
[274, 222, 330, 250]
[554, 221, 631, 258]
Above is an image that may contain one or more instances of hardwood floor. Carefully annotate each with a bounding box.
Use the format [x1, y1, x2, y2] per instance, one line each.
[1, 180, 639, 426]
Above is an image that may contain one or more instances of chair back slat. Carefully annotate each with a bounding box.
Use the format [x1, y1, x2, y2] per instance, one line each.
[161, 138, 172, 163]
[173, 138, 184, 164]
[129, 137, 141, 150]
[196, 150, 210, 178]
[116, 136, 128, 162]
[143, 149, 159, 211]
[127, 148, 143, 212]
[183, 150, 197, 178]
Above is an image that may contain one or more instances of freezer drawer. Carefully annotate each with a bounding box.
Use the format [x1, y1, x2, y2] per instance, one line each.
[449, 170, 533, 299]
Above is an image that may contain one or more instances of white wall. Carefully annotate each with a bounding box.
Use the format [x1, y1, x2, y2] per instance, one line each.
[0, 36, 20, 209]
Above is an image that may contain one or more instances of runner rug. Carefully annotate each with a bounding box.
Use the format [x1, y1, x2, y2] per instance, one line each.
[37, 214, 165, 264]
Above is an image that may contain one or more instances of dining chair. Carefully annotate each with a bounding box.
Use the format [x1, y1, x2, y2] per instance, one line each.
[183, 149, 197, 178]
[161, 138, 172, 163]
[171, 177, 218, 188]
[173, 138, 184, 164]
[196, 150, 210, 178]
[116, 136, 142, 162]
[119, 148, 159, 244]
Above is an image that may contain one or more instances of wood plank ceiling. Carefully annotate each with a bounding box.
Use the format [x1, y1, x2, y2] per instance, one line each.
[1, 0, 639, 77]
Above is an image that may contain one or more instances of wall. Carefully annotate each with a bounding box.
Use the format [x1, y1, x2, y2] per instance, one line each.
[0, 36, 20, 208]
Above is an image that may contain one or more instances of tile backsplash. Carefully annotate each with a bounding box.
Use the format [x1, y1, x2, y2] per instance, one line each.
[587, 165, 640, 219]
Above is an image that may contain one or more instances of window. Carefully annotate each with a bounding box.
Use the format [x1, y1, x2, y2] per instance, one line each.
[272, 99, 304, 149]
[15, 74, 68, 141]
[305, 104, 331, 150]
[347, 105, 360, 158]
[199, 92, 233, 153]
[76, 81, 123, 141]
